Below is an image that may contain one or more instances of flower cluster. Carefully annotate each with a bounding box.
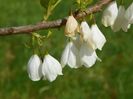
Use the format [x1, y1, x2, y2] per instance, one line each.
[61, 15, 106, 68]
[102, 1, 133, 32]
[27, 54, 62, 82]
[27, 1, 133, 82]
[27, 15, 106, 82]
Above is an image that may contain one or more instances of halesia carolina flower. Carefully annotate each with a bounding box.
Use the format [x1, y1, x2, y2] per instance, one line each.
[102, 1, 118, 27]
[42, 54, 63, 82]
[91, 24, 106, 50]
[80, 21, 96, 50]
[112, 6, 126, 32]
[65, 15, 79, 37]
[122, 2, 133, 32]
[80, 43, 101, 68]
[61, 41, 81, 68]
[125, 2, 133, 24]
[27, 54, 42, 81]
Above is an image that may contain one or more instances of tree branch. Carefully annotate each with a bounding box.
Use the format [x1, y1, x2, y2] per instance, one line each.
[0, 0, 112, 36]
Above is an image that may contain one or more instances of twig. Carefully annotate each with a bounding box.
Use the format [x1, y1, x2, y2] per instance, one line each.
[0, 0, 112, 36]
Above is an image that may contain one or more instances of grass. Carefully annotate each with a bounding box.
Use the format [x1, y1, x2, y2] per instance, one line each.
[0, 0, 133, 99]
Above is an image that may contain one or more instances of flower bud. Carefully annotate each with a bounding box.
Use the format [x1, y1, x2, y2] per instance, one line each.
[65, 15, 78, 37]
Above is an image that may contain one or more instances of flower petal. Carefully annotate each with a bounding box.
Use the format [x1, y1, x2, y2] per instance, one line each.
[102, 1, 118, 27]
[80, 21, 96, 49]
[65, 15, 78, 37]
[60, 42, 71, 68]
[121, 2, 133, 32]
[27, 54, 42, 81]
[42, 54, 62, 82]
[125, 2, 133, 24]
[46, 74, 58, 82]
[112, 6, 126, 32]
[121, 19, 130, 32]
[91, 24, 106, 50]
[48, 55, 63, 75]
[80, 43, 98, 68]
[80, 21, 91, 41]
[67, 41, 81, 68]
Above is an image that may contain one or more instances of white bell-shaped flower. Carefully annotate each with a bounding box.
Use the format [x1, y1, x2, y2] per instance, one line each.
[65, 15, 78, 37]
[42, 54, 63, 82]
[80, 43, 101, 68]
[112, 6, 126, 32]
[80, 21, 96, 50]
[122, 2, 133, 32]
[61, 41, 81, 68]
[27, 54, 42, 81]
[125, 2, 133, 24]
[91, 24, 106, 50]
[102, 1, 118, 27]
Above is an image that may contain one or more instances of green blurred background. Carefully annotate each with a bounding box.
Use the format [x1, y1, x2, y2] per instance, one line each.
[0, 0, 133, 99]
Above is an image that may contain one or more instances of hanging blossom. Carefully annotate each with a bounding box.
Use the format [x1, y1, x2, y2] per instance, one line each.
[112, 5, 127, 32]
[60, 40, 81, 68]
[101, 1, 118, 27]
[102, 1, 133, 32]
[27, 54, 42, 81]
[65, 15, 79, 37]
[80, 21, 105, 67]
[112, 5, 131, 32]
[80, 21, 106, 51]
[121, 2, 133, 32]
[125, 2, 133, 24]
[42, 54, 63, 82]
[61, 16, 81, 68]
[61, 21, 106, 68]
[79, 21, 99, 67]
[27, 54, 63, 82]
[90, 24, 106, 51]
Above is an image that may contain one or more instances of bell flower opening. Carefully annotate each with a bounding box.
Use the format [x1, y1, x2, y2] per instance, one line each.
[42, 54, 63, 82]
